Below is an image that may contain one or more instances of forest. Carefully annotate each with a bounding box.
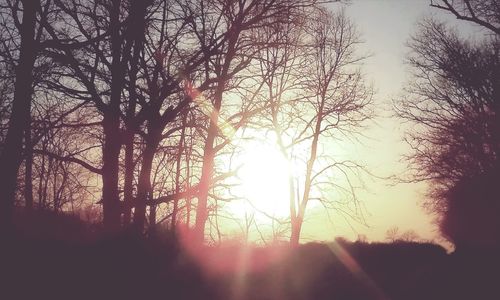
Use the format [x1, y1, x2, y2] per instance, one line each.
[0, 0, 499, 299]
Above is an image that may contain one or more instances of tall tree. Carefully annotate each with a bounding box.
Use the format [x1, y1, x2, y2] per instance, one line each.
[397, 18, 500, 213]
[183, 0, 325, 242]
[394, 2, 500, 251]
[100, 0, 125, 232]
[291, 8, 371, 245]
[254, 7, 372, 245]
[40, 0, 146, 231]
[0, 0, 39, 233]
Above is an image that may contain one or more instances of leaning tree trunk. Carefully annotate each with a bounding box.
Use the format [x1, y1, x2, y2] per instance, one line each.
[193, 85, 224, 243]
[193, 33, 238, 242]
[0, 0, 38, 234]
[290, 111, 322, 247]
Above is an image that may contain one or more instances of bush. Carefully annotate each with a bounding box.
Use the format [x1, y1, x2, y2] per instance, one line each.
[440, 168, 500, 250]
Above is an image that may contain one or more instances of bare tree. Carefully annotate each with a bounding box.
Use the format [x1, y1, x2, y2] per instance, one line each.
[191, 0, 327, 242]
[0, 0, 41, 232]
[30, 0, 127, 231]
[1, 0, 347, 243]
[396, 19, 500, 213]
[385, 226, 400, 242]
[291, 8, 371, 245]
[396, 2, 500, 250]
[253, 7, 372, 246]
[430, 0, 500, 35]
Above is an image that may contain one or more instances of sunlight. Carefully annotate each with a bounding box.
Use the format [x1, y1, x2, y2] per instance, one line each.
[228, 139, 292, 219]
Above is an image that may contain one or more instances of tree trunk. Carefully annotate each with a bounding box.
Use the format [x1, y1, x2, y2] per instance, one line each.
[123, 131, 134, 226]
[101, 0, 123, 232]
[42, 156, 52, 207]
[123, 0, 147, 226]
[133, 135, 160, 232]
[172, 110, 187, 228]
[24, 126, 34, 211]
[0, 0, 38, 234]
[101, 107, 122, 232]
[185, 135, 192, 226]
[290, 216, 303, 246]
[290, 110, 322, 246]
[193, 86, 224, 242]
[148, 204, 156, 233]
[38, 145, 46, 209]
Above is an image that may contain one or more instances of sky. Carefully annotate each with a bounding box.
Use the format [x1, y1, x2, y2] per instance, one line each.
[297, 0, 480, 244]
[216, 0, 482, 245]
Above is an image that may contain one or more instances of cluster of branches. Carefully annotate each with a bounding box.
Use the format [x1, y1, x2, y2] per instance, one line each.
[0, 0, 373, 244]
[248, 8, 372, 245]
[397, 0, 500, 245]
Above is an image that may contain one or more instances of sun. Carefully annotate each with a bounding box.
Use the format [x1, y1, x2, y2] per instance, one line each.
[228, 139, 293, 219]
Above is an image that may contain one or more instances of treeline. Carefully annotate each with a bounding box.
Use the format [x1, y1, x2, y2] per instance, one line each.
[0, 0, 372, 243]
[2, 0, 499, 249]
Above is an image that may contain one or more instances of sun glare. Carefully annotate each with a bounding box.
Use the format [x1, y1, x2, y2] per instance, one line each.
[228, 140, 292, 219]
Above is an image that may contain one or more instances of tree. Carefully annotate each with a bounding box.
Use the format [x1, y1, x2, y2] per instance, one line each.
[40, 0, 153, 231]
[0, 0, 39, 233]
[2, 0, 353, 243]
[253, 7, 372, 246]
[191, 0, 327, 242]
[430, 0, 500, 35]
[397, 18, 500, 213]
[0, 0, 101, 224]
[385, 226, 400, 242]
[290, 8, 371, 245]
[397, 2, 500, 249]
[27, 110, 98, 212]
[15, 0, 130, 232]
[440, 168, 500, 250]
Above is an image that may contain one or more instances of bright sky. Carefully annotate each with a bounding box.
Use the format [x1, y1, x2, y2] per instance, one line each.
[296, 0, 484, 244]
[303, 0, 442, 243]
[218, 0, 481, 245]
[296, 0, 479, 243]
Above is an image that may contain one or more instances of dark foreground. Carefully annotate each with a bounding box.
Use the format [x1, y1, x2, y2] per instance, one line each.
[1, 212, 499, 300]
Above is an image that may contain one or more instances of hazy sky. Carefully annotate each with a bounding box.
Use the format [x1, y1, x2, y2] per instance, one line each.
[297, 0, 480, 244]
[217, 1, 482, 245]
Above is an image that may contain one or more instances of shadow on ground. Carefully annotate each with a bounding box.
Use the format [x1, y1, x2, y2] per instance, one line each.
[1, 210, 499, 300]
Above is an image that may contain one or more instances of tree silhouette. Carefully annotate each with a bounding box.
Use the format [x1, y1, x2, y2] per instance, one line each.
[440, 168, 500, 250]
[289, 8, 372, 245]
[430, 0, 500, 35]
[252, 7, 372, 245]
[397, 18, 500, 214]
[0, 0, 376, 246]
[397, 2, 500, 249]
[0, 0, 39, 234]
